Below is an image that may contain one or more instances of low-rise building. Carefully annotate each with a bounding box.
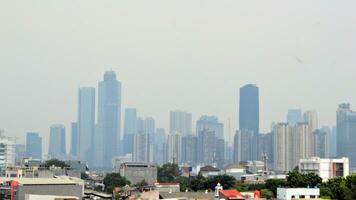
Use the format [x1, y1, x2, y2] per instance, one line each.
[199, 165, 220, 177]
[119, 162, 157, 185]
[0, 177, 84, 200]
[154, 182, 180, 193]
[299, 157, 349, 182]
[277, 188, 320, 200]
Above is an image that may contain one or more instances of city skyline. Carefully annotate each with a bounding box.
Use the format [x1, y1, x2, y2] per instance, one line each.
[2, 1, 356, 154]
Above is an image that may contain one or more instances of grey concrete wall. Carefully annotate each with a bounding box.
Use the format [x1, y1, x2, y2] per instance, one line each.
[16, 184, 82, 200]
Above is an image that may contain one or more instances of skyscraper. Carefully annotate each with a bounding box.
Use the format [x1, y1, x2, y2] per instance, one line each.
[70, 122, 78, 157]
[170, 111, 192, 136]
[26, 132, 42, 159]
[181, 135, 197, 165]
[78, 87, 95, 164]
[197, 129, 216, 165]
[272, 123, 310, 173]
[234, 129, 254, 162]
[48, 124, 66, 159]
[337, 103, 356, 169]
[313, 129, 328, 158]
[133, 133, 150, 162]
[196, 115, 224, 139]
[154, 128, 167, 164]
[239, 84, 259, 160]
[304, 110, 318, 157]
[287, 109, 303, 124]
[0, 133, 15, 173]
[97, 71, 122, 168]
[123, 108, 137, 155]
[167, 133, 181, 164]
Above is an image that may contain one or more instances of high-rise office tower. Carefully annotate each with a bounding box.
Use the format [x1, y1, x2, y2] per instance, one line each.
[287, 109, 303, 124]
[26, 132, 42, 159]
[78, 87, 95, 164]
[15, 144, 26, 165]
[329, 126, 337, 157]
[133, 133, 150, 162]
[259, 132, 273, 166]
[272, 123, 310, 173]
[123, 108, 137, 155]
[215, 138, 225, 169]
[197, 129, 216, 165]
[97, 71, 122, 168]
[181, 135, 197, 165]
[70, 122, 78, 157]
[48, 124, 66, 159]
[239, 84, 259, 160]
[234, 130, 254, 162]
[196, 115, 224, 139]
[313, 129, 328, 158]
[170, 111, 192, 136]
[337, 103, 356, 169]
[154, 128, 167, 164]
[167, 133, 181, 164]
[304, 110, 318, 157]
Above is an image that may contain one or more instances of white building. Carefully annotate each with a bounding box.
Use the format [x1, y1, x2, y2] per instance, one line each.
[0, 133, 15, 173]
[299, 157, 349, 182]
[277, 188, 320, 200]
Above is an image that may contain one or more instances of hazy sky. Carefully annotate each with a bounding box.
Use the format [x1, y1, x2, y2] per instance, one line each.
[1, 1, 356, 152]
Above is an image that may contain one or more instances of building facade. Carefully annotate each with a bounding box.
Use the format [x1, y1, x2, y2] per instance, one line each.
[170, 111, 192, 136]
[26, 132, 42, 160]
[78, 87, 95, 165]
[239, 84, 259, 161]
[97, 71, 122, 168]
[70, 122, 78, 157]
[196, 115, 224, 140]
[48, 124, 66, 159]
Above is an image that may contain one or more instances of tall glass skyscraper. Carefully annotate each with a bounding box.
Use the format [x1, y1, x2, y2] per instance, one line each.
[196, 115, 224, 139]
[48, 124, 66, 159]
[70, 122, 78, 157]
[78, 87, 95, 164]
[337, 103, 356, 169]
[170, 110, 192, 136]
[26, 132, 42, 159]
[239, 84, 259, 161]
[97, 71, 121, 168]
[123, 108, 137, 154]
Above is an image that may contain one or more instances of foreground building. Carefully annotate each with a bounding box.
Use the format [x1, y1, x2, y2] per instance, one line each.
[299, 157, 349, 182]
[0, 134, 15, 175]
[119, 162, 157, 185]
[277, 188, 320, 200]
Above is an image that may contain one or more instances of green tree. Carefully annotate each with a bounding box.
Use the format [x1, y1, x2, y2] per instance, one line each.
[103, 173, 130, 193]
[260, 189, 274, 199]
[175, 176, 191, 192]
[157, 163, 181, 182]
[190, 173, 207, 191]
[265, 179, 287, 197]
[321, 176, 346, 200]
[44, 159, 69, 168]
[345, 174, 356, 200]
[286, 168, 321, 188]
[134, 179, 148, 187]
[205, 175, 236, 191]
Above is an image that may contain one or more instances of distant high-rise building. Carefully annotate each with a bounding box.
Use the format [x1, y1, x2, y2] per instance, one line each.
[123, 109, 138, 155]
[329, 126, 337, 157]
[196, 115, 224, 139]
[304, 110, 318, 157]
[167, 133, 181, 164]
[154, 128, 167, 164]
[170, 111, 192, 136]
[70, 122, 78, 157]
[337, 103, 356, 169]
[234, 130, 254, 162]
[78, 87, 95, 164]
[272, 123, 310, 173]
[259, 132, 273, 167]
[181, 135, 197, 165]
[124, 108, 137, 135]
[0, 133, 15, 173]
[239, 84, 259, 160]
[215, 139, 225, 169]
[197, 129, 216, 165]
[97, 71, 122, 168]
[313, 129, 328, 158]
[287, 109, 303, 124]
[26, 132, 42, 160]
[48, 124, 66, 159]
[133, 133, 150, 162]
[15, 144, 26, 165]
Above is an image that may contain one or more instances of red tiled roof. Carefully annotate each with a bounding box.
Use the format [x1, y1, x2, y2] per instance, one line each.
[219, 190, 246, 199]
[200, 165, 220, 172]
